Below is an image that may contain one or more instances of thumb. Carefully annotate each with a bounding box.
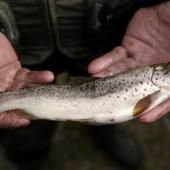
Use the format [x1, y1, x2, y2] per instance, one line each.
[92, 57, 139, 77]
[88, 47, 127, 75]
[0, 112, 30, 128]
[88, 46, 139, 77]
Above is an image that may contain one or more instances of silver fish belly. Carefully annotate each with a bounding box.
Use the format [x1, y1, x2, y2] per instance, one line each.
[0, 65, 170, 124]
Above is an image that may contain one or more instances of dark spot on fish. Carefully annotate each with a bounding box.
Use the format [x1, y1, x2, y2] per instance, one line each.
[140, 81, 143, 84]
[124, 97, 127, 100]
[117, 96, 120, 99]
[66, 86, 70, 90]
[125, 88, 128, 92]
[79, 86, 84, 91]
[135, 88, 138, 92]
[117, 82, 121, 87]
[110, 119, 114, 122]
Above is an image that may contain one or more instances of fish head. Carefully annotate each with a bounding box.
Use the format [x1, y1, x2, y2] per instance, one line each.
[151, 63, 170, 89]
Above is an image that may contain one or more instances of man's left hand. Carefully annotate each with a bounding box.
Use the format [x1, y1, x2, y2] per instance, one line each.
[88, 2, 170, 123]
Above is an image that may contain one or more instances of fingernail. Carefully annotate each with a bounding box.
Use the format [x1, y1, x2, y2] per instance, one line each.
[93, 73, 105, 78]
[139, 116, 154, 123]
[93, 71, 114, 78]
[46, 71, 54, 81]
[18, 119, 30, 126]
[139, 117, 146, 122]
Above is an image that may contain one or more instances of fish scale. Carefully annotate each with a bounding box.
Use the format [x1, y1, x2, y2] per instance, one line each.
[0, 64, 170, 124]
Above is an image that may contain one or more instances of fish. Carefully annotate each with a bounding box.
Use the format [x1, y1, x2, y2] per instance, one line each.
[0, 64, 170, 124]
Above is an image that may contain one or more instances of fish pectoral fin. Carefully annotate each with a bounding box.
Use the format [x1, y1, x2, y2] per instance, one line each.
[8, 109, 37, 120]
[133, 90, 160, 117]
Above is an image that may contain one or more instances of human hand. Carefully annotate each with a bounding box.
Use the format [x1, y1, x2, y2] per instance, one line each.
[0, 33, 54, 128]
[88, 2, 170, 123]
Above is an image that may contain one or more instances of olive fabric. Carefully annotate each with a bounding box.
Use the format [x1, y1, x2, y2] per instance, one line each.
[6, 0, 55, 65]
[0, 0, 166, 65]
[86, 0, 137, 51]
[0, 1, 19, 46]
[0, 0, 138, 65]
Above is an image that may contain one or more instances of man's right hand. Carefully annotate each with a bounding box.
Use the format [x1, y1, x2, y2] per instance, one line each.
[0, 32, 54, 128]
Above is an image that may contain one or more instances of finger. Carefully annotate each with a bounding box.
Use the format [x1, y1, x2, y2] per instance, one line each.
[93, 57, 139, 77]
[15, 69, 54, 84]
[88, 47, 127, 75]
[10, 70, 55, 90]
[24, 70, 54, 84]
[139, 98, 170, 123]
[0, 112, 30, 128]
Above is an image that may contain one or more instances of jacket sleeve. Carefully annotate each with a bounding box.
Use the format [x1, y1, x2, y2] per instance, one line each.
[0, 1, 19, 46]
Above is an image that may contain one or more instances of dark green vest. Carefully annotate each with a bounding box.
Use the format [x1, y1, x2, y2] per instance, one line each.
[0, 0, 137, 65]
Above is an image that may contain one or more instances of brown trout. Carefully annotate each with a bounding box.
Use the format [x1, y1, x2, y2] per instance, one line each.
[0, 64, 170, 124]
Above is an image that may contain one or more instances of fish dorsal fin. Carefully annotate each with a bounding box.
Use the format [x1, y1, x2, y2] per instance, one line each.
[133, 91, 160, 117]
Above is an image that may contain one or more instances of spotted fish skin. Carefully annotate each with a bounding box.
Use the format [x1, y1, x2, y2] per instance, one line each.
[0, 64, 170, 124]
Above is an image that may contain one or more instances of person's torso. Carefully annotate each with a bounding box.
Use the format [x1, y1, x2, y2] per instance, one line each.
[5, 0, 138, 65]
